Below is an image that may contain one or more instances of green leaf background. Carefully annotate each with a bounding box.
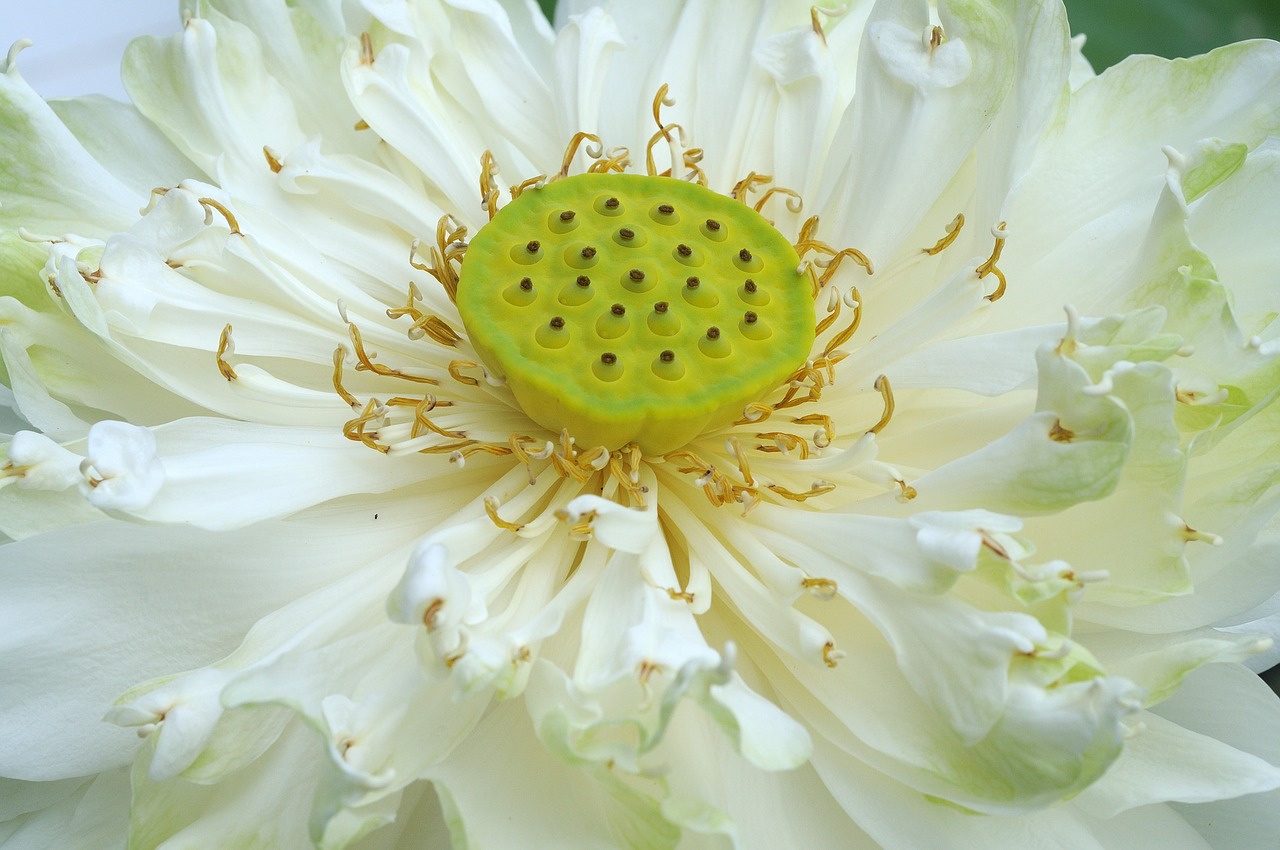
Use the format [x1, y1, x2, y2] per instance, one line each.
[535, 0, 1280, 70]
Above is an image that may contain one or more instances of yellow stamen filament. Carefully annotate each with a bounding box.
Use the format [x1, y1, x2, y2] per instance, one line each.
[923, 213, 964, 255]
[735, 402, 773, 426]
[814, 292, 842, 337]
[406, 395, 465, 440]
[652, 84, 675, 139]
[586, 146, 632, 174]
[1048, 420, 1075, 443]
[484, 496, 525, 532]
[894, 477, 918, 501]
[353, 119, 370, 131]
[447, 360, 482, 387]
[793, 413, 835, 447]
[977, 221, 1008, 302]
[666, 587, 695, 604]
[422, 598, 444, 630]
[199, 198, 241, 235]
[929, 25, 944, 53]
[868, 375, 895, 435]
[753, 186, 804, 215]
[1181, 523, 1224, 546]
[215, 323, 237, 381]
[344, 399, 390, 454]
[556, 131, 605, 179]
[509, 174, 547, 200]
[817, 247, 874, 286]
[480, 150, 501, 220]
[731, 171, 772, 202]
[727, 437, 756, 486]
[810, 6, 828, 45]
[802, 577, 838, 599]
[332, 346, 361, 409]
[755, 431, 812, 460]
[682, 147, 709, 186]
[822, 287, 863, 357]
[645, 123, 686, 177]
[348, 322, 437, 384]
[822, 641, 843, 668]
[359, 32, 374, 65]
[980, 531, 1011, 560]
[262, 146, 283, 174]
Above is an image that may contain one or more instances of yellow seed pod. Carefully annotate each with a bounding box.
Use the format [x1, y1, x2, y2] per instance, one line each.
[456, 173, 813, 454]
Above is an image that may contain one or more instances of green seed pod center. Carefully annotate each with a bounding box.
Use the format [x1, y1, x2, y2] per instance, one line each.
[457, 173, 813, 454]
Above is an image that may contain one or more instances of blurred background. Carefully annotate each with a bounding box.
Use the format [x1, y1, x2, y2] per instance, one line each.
[4, 0, 1280, 99]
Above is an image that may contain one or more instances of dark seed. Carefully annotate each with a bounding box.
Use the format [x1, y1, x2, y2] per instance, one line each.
[685, 276, 700, 289]
[707, 326, 721, 340]
[526, 240, 541, 253]
[619, 228, 635, 240]
[605, 197, 620, 209]
[581, 246, 597, 259]
[660, 349, 675, 362]
[655, 301, 669, 314]
[677, 244, 693, 257]
[706, 219, 721, 231]
[739, 248, 753, 262]
[611, 303, 626, 316]
[744, 311, 758, 325]
[550, 316, 565, 329]
[519, 277, 533, 291]
[601, 352, 617, 365]
[658, 204, 675, 215]
[744, 279, 757, 293]
[576, 275, 591, 288]
[629, 269, 645, 282]
[560, 211, 576, 222]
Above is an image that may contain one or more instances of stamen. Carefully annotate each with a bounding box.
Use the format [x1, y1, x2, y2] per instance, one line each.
[793, 413, 835, 447]
[801, 577, 838, 599]
[331, 346, 361, 409]
[262, 146, 284, 174]
[215, 323, 237, 381]
[753, 186, 804, 215]
[1181, 523, 1224, 546]
[557, 131, 606, 179]
[484, 496, 525, 532]
[816, 247, 874, 286]
[868, 375, 895, 434]
[480, 150, 502, 220]
[977, 221, 1009, 302]
[727, 437, 756, 486]
[198, 198, 242, 235]
[810, 7, 828, 45]
[510, 175, 547, 199]
[923, 213, 964, 255]
[1048, 420, 1075, 443]
[731, 172, 773, 202]
[359, 32, 375, 65]
[447, 360, 483, 387]
[348, 322, 437, 384]
[822, 286, 862, 357]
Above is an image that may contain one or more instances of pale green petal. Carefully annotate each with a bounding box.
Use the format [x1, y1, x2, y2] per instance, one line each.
[0, 770, 130, 850]
[48, 95, 204, 198]
[1076, 710, 1280, 818]
[0, 56, 140, 236]
[428, 699, 677, 850]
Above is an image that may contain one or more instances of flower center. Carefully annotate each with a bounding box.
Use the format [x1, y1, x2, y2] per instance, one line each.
[456, 173, 814, 454]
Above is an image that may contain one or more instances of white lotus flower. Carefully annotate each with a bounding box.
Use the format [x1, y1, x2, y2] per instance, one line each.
[3, 1, 1280, 847]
